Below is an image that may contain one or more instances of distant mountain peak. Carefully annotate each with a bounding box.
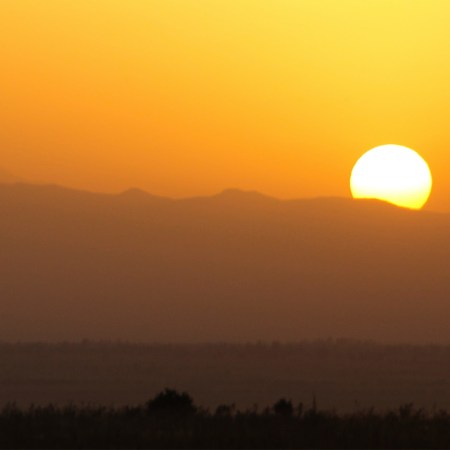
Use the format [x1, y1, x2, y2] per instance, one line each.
[119, 187, 172, 203]
[0, 168, 23, 184]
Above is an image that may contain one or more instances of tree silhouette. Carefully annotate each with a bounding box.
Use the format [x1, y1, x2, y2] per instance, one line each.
[273, 398, 294, 416]
[145, 388, 196, 416]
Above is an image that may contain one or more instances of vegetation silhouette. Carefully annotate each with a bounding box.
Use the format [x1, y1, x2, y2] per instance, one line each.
[145, 388, 196, 417]
[2, 389, 450, 448]
[272, 398, 294, 417]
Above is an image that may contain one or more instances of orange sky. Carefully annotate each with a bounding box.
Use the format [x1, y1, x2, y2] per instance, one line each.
[1, 0, 450, 210]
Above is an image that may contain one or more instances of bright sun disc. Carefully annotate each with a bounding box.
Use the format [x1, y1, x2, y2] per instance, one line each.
[350, 144, 432, 209]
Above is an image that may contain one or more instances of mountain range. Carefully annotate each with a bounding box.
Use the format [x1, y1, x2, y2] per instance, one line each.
[0, 182, 449, 343]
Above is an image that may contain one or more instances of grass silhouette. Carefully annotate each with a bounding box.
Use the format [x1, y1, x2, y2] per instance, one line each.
[1, 389, 450, 449]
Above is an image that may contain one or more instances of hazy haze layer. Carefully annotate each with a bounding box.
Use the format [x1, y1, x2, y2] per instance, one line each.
[0, 183, 448, 343]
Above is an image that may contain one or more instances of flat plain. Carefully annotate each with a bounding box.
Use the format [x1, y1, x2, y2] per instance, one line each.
[1, 341, 449, 412]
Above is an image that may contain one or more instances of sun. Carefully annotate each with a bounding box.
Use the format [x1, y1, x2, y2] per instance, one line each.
[350, 144, 432, 209]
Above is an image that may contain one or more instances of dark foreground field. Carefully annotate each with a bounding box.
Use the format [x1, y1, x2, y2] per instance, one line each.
[2, 389, 450, 449]
[3, 341, 450, 448]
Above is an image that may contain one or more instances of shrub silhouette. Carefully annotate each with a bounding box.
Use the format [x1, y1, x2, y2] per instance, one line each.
[145, 388, 196, 416]
[273, 398, 294, 416]
[215, 403, 235, 417]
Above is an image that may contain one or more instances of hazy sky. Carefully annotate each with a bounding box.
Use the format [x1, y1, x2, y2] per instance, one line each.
[2, 0, 450, 210]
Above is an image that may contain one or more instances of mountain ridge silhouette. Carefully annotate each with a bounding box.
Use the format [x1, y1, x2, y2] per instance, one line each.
[0, 180, 441, 212]
[0, 182, 448, 343]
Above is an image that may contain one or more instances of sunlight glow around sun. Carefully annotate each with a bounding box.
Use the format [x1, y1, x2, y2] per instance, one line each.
[350, 144, 432, 209]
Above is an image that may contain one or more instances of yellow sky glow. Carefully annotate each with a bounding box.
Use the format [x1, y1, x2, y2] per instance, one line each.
[1, 1, 450, 210]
